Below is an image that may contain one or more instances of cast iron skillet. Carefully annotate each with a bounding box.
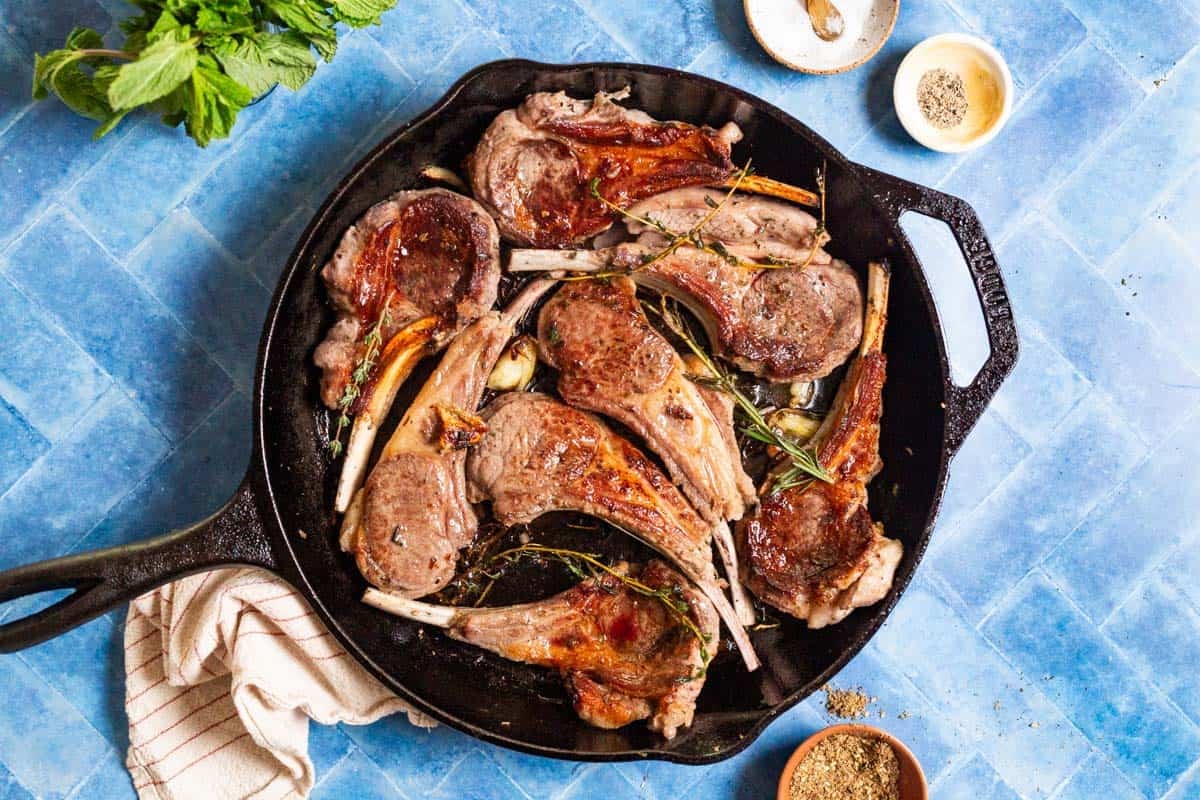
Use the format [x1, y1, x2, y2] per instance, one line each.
[0, 60, 1017, 763]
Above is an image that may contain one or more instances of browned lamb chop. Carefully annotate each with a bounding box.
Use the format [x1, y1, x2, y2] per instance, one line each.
[510, 240, 863, 383]
[537, 276, 757, 623]
[736, 263, 902, 628]
[466, 90, 817, 248]
[467, 392, 760, 670]
[315, 188, 502, 511]
[342, 280, 556, 599]
[623, 186, 830, 265]
[363, 559, 717, 738]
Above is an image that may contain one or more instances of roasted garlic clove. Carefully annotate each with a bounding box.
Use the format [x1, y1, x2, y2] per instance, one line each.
[789, 380, 815, 408]
[767, 407, 822, 445]
[487, 335, 538, 391]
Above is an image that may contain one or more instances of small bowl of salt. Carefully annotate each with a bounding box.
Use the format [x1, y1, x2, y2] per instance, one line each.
[893, 33, 1013, 153]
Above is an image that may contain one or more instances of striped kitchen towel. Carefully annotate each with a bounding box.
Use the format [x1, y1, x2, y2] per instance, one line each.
[124, 568, 433, 800]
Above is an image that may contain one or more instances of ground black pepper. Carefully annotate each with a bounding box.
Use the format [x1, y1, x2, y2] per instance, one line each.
[917, 68, 968, 129]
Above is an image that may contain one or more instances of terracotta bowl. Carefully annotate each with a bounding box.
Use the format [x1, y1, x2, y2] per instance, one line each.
[776, 724, 928, 800]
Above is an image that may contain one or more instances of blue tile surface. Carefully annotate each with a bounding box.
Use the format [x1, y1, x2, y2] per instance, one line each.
[0, 101, 130, 250]
[18, 610, 126, 746]
[1, 208, 232, 443]
[0, 402, 47, 496]
[1161, 165, 1200, 255]
[307, 723, 356, 780]
[310, 748, 404, 800]
[1050, 50, 1200, 263]
[64, 119, 248, 260]
[986, 324, 1090, 446]
[366, 0, 466, 78]
[929, 392, 1145, 619]
[0, 656, 111, 800]
[0, 1, 1197, 798]
[0, 0, 111, 58]
[0, 276, 111, 441]
[187, 33, 415, 260]
[873, 581, 1090, 797]
[124, 211, 270, 389]
[0, 388, 167, 572]
[933, 754, 1023, 800]
[0, 31, 33, 137]
[572, 0, 719, 68]
[428, 751, 526, 800]
[999, 219, 1200, 446]
[946, 0, 1085, 89]
[1058, 0, 1200, 85]
[983, 572, 1200, 797]
[1099, 220, 1200, 372]
[1102, 575, 1200, 726]
[1043, 410, 1200, 623]
[1052, 752, 1145, 800]
[0, 761, 35, 800]
[942, 42, 1143, 242]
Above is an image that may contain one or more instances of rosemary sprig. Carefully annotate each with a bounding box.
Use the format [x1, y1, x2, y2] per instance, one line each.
[488, 543, 712, 670]
[648, 296, 832, 493]
[329, 294, 394, 456]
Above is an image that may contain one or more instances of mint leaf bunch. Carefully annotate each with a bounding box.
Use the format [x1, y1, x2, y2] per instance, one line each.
[32, 0, 397, 147]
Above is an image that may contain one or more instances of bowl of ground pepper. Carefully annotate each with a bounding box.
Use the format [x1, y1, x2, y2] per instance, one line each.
[892, 32, 1013, 153]
[777, 724, 927, 800]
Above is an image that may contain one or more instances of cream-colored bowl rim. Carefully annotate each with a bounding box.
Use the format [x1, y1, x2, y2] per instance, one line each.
[744, 0, 901, 75]
[892, 32, 1014, 153]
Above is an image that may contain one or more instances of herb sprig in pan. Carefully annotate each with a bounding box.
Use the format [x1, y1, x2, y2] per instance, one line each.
[572, 162, 753, 281]
[647, 296, 833, 493]
[33, 0, 397, 146]
[487, 543, 713, 670]
[328, 294, 393, 457]
[577, 162, 828, 279]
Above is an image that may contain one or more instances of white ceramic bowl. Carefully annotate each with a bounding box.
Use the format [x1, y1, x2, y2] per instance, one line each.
[745, 0, 899, 75]
[893, 33, 1013, 153]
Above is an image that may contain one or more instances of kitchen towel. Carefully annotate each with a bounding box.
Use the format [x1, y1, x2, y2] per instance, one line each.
[124, 568, 433, 799]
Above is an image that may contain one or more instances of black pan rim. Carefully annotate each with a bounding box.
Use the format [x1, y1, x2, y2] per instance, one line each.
[254, 58, 961, 764]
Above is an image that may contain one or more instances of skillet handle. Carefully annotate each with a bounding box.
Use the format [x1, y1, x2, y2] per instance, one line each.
[0, 475, 277, 653]
[858, 165, 1019, 454]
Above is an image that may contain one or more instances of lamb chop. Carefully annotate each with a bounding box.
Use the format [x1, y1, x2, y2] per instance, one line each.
[466, 391, 760, 670]
[537, 276, 757, 623]
[343, 279, 556, 599]
[363, 559, 717, 739]
[736, 262, 902, 628]
[510, 241, 863, 383]
[624, 186, 830, 265]
[315, 188, 502, 511]
[466, 90, 817, 248]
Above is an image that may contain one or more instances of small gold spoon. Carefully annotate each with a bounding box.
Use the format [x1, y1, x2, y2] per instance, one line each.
[805, 0, 845, 41]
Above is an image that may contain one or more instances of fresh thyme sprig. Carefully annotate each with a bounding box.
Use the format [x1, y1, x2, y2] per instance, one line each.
[647, 296, 832, 493]
[487, 543, 712, 670]
[567, 162, 755, 282]
[794, 163, 830, 271]
[741, 163, 830, 272]
[573, 161, 829, 279]
[328, 294, 393, 456]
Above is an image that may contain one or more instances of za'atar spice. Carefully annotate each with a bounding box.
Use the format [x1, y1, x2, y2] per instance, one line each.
[788, 734, 901, 800]
[822, 685, 873, 719]
[916, 68, 968, 129]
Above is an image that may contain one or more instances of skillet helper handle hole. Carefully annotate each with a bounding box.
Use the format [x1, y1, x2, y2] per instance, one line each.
[0, 477, 276, 653]
[859, 165, 1019, 454]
